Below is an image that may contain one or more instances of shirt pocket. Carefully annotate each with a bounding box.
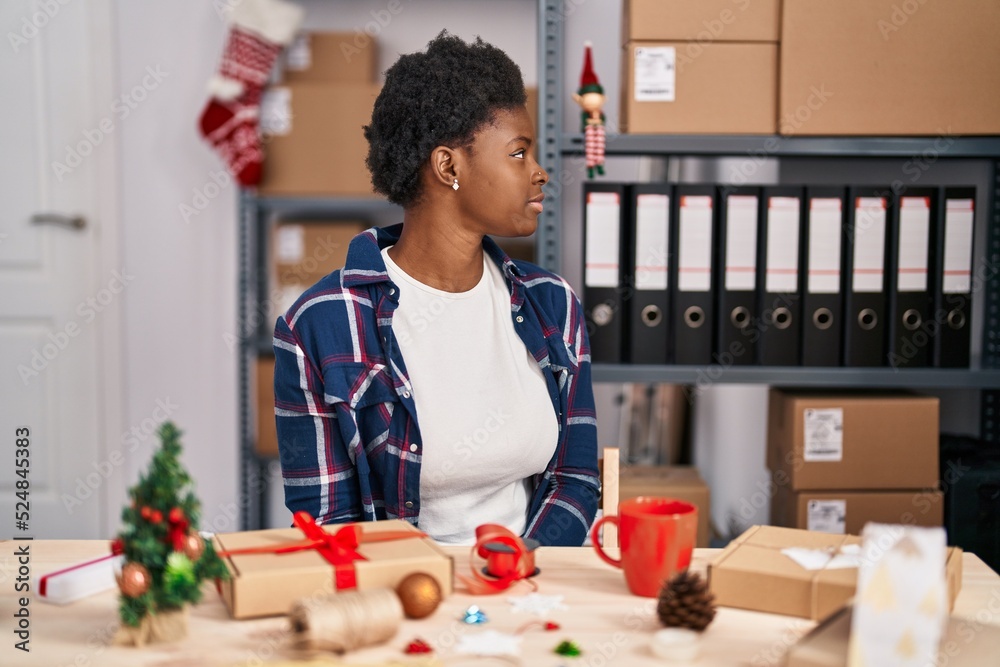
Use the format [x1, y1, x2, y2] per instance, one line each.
[321, 362, 397, 410]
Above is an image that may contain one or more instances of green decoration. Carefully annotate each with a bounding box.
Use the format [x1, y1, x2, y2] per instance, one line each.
[114, 422, 229, 636]
[554, 639, 583, 657]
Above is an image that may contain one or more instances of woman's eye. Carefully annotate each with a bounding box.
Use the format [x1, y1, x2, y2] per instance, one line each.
[511, 149, 525, 159]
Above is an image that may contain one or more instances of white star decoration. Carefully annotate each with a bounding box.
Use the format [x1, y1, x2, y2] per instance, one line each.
[455, 630, 523, 656]
[507, 592, 568, 616]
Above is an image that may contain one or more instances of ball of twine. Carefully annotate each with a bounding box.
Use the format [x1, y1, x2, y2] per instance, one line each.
[289, 588, 403, 654]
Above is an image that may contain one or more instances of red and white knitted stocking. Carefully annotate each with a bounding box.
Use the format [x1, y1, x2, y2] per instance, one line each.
[198, 0, 303, 187]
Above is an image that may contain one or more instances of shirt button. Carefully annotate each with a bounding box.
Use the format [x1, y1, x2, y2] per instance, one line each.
[409, 443, 418, 452]
[404, 501, 414, 509]
[516, 315, 524, 323]
[389, 288, 395, 295]
[403, 390, 411, 398]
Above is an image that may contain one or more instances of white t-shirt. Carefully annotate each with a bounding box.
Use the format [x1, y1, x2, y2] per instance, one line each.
[382, 246, 559, 544]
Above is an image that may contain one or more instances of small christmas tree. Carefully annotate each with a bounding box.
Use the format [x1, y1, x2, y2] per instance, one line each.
[113, 422, 229, 646]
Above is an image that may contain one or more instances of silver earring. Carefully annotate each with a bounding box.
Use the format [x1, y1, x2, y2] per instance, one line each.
[452, 178, 459, 191]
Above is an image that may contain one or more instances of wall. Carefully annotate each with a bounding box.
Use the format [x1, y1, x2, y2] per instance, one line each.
[114, 1, 241, 532]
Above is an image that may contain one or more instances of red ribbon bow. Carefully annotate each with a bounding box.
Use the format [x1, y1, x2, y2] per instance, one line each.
[458, 524, 537, 595]
[218, 511, 426, 591]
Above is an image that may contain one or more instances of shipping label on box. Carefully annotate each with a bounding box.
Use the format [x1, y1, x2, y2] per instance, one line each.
[214, 517, 453, 619]
[621, 41, 777, 134]
[767, 389, 940, 491]
[771, 487, 945, 536]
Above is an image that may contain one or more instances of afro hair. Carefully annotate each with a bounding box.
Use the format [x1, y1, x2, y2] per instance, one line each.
[364, 31, 528, 207]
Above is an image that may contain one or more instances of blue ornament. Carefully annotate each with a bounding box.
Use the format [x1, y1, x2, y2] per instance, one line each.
[462, 605, 489, 624]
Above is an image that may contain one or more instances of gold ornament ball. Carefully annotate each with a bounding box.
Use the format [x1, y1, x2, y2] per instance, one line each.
[182, 532, 205, 561]
[396, 572, 442, 619]
[117, 562, 151, 598]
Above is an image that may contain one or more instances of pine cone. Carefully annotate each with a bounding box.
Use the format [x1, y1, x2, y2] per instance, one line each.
[656, 570, 716, 631]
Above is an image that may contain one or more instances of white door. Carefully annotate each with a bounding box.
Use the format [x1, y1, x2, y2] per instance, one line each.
[0, 0, 121, 538]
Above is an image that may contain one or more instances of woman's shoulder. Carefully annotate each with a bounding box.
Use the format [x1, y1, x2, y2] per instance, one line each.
[279, 269, 377, 332]
[512, 260, 580, 303]
[511, 260, 584, 326]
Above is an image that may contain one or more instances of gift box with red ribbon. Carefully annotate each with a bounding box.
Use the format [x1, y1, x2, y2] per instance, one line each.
[213, 512, 453, 619]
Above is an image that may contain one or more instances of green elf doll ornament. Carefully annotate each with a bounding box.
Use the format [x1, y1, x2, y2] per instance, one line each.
[572, 41, 606, 178]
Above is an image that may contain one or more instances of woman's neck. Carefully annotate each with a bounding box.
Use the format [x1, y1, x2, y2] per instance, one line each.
[390, 204, 484, 293]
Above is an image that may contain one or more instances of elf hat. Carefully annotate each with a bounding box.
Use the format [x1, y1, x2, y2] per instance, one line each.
[578, 41, 603, 96]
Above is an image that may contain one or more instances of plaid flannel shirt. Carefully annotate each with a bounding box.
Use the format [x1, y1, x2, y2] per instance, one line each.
[273, 223, 600, 546]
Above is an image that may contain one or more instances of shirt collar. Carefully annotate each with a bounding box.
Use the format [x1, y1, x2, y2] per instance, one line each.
[341, 222, 526, 288]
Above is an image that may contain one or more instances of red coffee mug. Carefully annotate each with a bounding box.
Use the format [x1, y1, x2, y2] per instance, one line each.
[591, 497, 697, 597]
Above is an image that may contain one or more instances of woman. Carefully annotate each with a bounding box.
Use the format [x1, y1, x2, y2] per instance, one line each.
[273, 32, 599, 546]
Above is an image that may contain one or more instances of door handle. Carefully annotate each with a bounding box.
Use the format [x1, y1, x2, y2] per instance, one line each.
[31, 213, 86, 230]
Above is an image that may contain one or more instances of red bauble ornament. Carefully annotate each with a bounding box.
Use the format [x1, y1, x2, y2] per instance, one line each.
[150, 510, 163, 524]
[110, 538, 125, 556]
[169, 507, 184, 524]
[140, 506, 152, 519]
[117, 562, 151, 598]
[182, 532, 205, 561]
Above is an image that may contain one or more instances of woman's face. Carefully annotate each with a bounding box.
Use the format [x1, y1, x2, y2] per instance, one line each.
[459, 105, 548, 238]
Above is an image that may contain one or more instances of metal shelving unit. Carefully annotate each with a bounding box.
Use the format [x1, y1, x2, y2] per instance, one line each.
[536, 0, 1000, 435]
[237, 193, 399, 530]
[237, 0, 1000, 529]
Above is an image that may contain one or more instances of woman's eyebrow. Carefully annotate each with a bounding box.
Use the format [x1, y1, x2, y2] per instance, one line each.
[507, 135, 532, 146]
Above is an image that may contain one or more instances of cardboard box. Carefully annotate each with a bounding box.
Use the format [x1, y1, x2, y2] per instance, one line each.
[619, 465, 711, 547]
[770, 487, 944, 535]
[273, 220, 366, 286]
[621, 42, 777, 134]
[214, 520, 453, 619]
[255, 356, 278, 457]
[259, 83, 381, 197]
[786, 606, 1000, 667]
[268, 220, 367, 325]
[623, 0, 780, 42]
[767, 389, 939, 491]
[708, 525, 962, 620]
[282, 32, 377, 84]
[780, 0, 1000, 135]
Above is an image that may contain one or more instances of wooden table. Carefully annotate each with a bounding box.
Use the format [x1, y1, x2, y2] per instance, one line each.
[2, 541, 998, 666]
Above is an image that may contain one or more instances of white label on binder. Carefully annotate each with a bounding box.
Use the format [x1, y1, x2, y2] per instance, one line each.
[766, 197, 801, 293]
[943, 199, 975, 294]
[678, 196, 713, 292]
[585, 192, 621, 288]
[898, 197, 931, 292]
[276, 225, 305, 263]
[803, 407, 843, 462]
[286, 33, 312, 70]
[852, 197, 886, 293]
[724, 195, 758, 291]
[808, 198, 842, 294]
[635, 194, 670, 291]
[807, 499, 846, 534]
[260, 87, 292, 136]
[634, 46, 676, 102]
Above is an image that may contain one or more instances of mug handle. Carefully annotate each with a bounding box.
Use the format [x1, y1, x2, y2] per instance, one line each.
[590, 515, 622, 568]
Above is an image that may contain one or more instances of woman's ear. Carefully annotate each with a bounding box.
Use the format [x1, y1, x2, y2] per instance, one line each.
[429, 145, 461, 190]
